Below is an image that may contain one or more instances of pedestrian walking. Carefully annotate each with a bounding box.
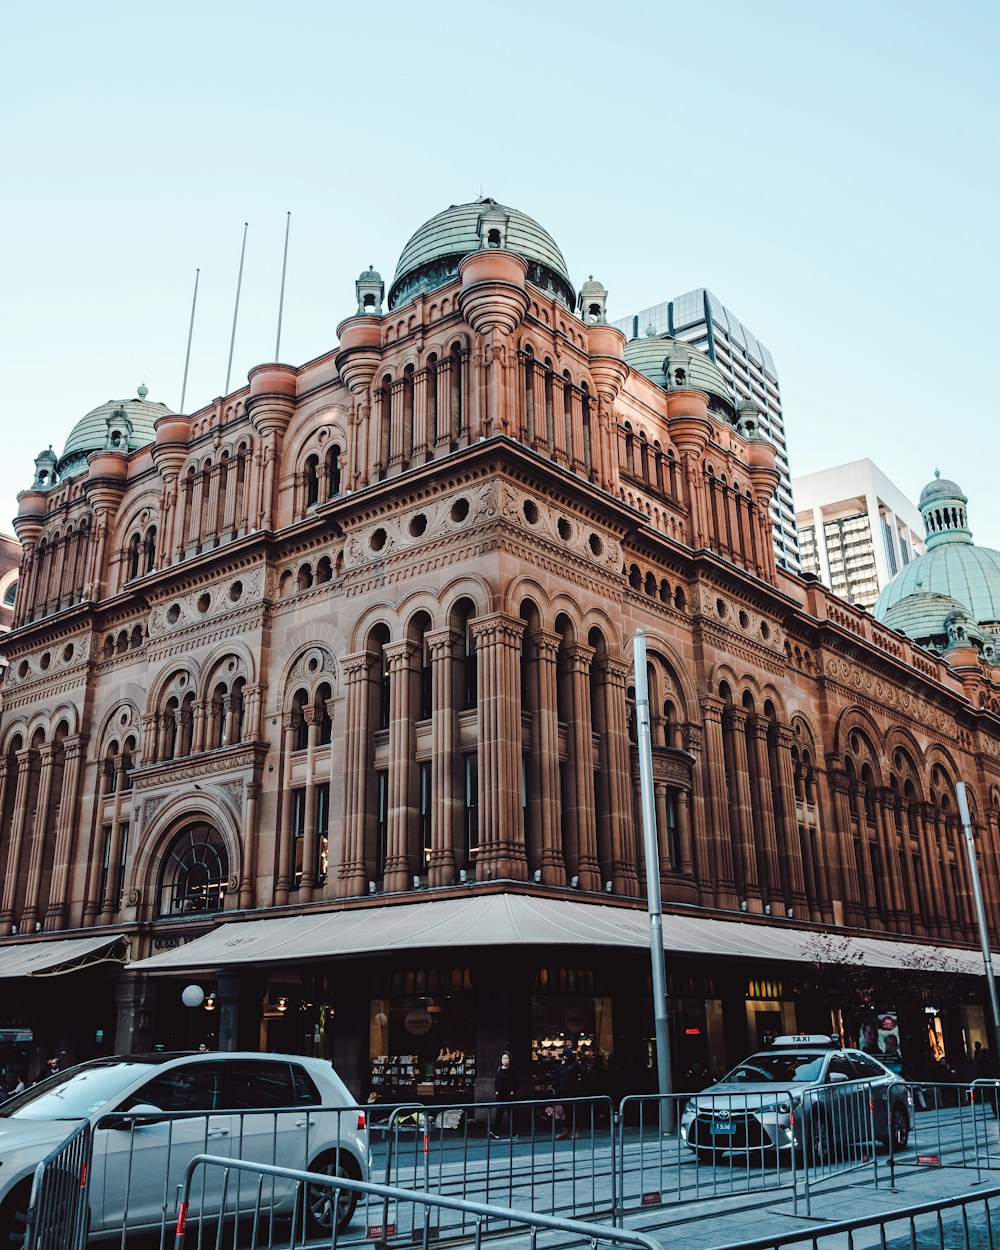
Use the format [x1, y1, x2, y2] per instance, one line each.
[490, 1050, 518, 1138]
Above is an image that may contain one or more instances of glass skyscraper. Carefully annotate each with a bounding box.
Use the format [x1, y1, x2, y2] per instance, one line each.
[612, 290, 799, 571]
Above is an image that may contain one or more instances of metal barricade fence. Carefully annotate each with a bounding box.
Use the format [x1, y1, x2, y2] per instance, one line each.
[30, 1102, 373, 1250]
[171, 1152, 662, 1250]
[379, 1095, 616, 1241]
[617, 1078, 910, 1220]
[24, 1118, 92, 1250]
[703, 1179, 1000, 1250]
[616, 1091, 801, 1221]
[903, 1079, 1000, 1176]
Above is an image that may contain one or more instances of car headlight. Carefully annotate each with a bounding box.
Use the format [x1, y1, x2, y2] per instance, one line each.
[758, 1097, 798, 1115]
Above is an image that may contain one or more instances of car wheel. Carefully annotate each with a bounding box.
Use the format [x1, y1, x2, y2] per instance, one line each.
[888, 1105, 909, 1152]
[305, 1152, 359, 1236]
[0, 1182, 31, 1250]
[804, 1113, 828, 1168]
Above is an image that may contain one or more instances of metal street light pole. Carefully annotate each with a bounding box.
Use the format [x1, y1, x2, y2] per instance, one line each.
[633, 630, 674, 1128]
[957, 782, 1000, 1049]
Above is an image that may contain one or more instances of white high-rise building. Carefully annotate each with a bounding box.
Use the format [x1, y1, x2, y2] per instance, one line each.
[793, 460, 925, 610]
[613, 289, 799, 570]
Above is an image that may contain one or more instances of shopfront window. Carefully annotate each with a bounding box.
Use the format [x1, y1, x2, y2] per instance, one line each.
[530, 965, 614, 1098]
[369, 965, 475, 1102]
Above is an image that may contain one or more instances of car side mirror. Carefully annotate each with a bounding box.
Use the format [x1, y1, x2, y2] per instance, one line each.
[828, 1072, 850, 1084]
[98, 1103, 164, 1130]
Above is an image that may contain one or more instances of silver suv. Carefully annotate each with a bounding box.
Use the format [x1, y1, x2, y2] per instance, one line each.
[0, 1051, 369, 1243]
[680, 1034, 912, 1163]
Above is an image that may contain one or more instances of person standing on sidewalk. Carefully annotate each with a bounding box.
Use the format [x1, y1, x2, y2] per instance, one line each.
[491, 1050, 518, 1138]
[554, 1046, 580, 1139]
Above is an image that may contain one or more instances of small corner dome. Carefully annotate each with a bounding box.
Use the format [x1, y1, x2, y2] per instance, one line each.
[357, 265, 382, 283]
[388, 198, 574, 311]
[919, 471, 967, 508]
[58, 387, 172, 480]
[624, 333, 735, 418]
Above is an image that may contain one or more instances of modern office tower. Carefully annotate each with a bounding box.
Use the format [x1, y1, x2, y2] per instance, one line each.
[793, 459, 925, 609]
[612, 290, 799, 570]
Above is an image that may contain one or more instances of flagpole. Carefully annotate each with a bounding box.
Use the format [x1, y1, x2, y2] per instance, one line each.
[179, 268, 200, 414]
[225, 223, 248, 395]
[275, 211, 291, 360]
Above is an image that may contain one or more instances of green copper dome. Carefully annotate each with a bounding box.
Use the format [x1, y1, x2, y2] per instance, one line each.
[389, 198, 574, 311]
[58, 390, 171, 480]
[874, 474, 1000, 652]
[623, 333, 736, 418]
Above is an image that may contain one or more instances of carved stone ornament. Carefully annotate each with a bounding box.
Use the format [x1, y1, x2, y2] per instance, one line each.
[135, 747, 258, 789]
[497, 482, 623, 571]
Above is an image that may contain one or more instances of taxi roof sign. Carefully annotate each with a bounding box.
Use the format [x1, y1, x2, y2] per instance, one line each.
[769, 1034, 842, 1049]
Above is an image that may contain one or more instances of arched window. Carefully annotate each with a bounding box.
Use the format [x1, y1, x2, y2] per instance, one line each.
[449, 343, 463, 443]
[326, 444, 342, 498]
[304, 455, 320, 508]
[378, 375, 393, 478]
[158, 823, 229, 916]
[145, 526, 157, 574]
[127, 533, 142, 581]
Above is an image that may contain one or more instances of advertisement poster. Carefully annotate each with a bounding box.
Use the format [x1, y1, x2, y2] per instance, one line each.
[858, 1010, 902, 1072]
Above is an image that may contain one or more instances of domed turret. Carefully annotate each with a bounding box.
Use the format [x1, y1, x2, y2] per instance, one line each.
[388, 198, 574, 311]
[624, 333, 736, 421]
[874, 473, 1000, 659]
[57, 387, 171, 480]
[355, 265, 385, 316]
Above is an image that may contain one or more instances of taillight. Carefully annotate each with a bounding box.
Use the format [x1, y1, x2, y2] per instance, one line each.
[357, 1111, 367, 1130]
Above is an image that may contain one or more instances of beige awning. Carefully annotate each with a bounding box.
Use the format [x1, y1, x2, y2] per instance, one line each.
[131, 894, 990, 979]
[0, 933, 130, 979]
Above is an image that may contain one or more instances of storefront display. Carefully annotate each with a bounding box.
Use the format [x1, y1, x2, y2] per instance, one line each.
[368, 963, 476, 1101]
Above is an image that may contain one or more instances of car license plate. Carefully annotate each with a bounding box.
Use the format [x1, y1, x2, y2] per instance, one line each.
[711, 1120, 736, 1135]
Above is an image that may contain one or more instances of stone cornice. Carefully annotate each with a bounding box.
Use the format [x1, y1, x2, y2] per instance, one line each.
[132, 742, 267, 790]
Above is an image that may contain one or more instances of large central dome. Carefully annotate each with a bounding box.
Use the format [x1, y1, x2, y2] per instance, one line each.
[389, 198, 574, 311]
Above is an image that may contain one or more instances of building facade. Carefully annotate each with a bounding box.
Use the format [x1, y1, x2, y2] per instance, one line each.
[612, 290, 799, 572]
[3, 200, 1000, 1099]
[794, 460, 925, 610]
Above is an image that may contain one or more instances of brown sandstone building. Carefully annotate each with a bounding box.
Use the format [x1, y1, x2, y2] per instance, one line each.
[3, 200, 1000, 1098]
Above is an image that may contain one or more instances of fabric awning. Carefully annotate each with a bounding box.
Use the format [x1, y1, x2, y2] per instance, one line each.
[131, 893, 991, 979]
[0, 933, 130, 979]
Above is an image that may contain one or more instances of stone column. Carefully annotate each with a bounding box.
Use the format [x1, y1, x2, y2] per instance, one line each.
[527, 629, 564, 884]
[825, 770, 862, 925]
[83, 762, 111, 922]
[594, 657, 639, 895]
[550, 374, 570, 465]
[893, 796, 923, 935]
[299, 708, 322, 898]
[747, 715, 783, 912]
[426, 628, 460, 887]
[472, 614, 528, 881]
[564, 644, 600, 890]
[676, 789, 694, 876]
[20, 744, 56, 933]
[723, 707, 761, 910]
[388, 379, 406, 473]
[338, 653, 377, 897]
[114, 975, 157, 1055]
[874, 790, 906, 931]
[45, 733, 88, 928]
[699, 698, 737, 903]
[771, 727, 809, 918]
[99, 755, 129, 924]
[274, 713, 299, 906]
[383, 640, 419, 892]
[850, 785, 881, 928]
[216, 969, 241, 1053]
[239, 781, 261, 910]
[191, 700, 207, 755]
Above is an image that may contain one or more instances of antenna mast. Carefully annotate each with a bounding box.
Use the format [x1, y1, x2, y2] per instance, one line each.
[225, 223, 248, 395]
[275, 211, 291, 360]
[179, 268, 200, 414]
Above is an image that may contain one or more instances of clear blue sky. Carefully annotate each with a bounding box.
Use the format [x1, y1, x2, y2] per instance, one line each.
[2, 1, 997, 549]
